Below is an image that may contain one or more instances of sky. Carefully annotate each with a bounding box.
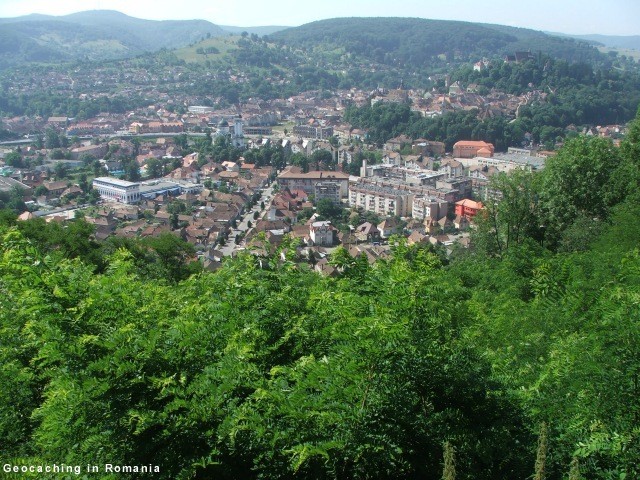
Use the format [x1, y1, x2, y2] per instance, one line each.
[0, 0, 639, 36]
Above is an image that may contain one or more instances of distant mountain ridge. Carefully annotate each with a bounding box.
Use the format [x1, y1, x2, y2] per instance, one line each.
[546, 32, 640, 51]
[0, 10, 226, 69]
[220, 25, 290, 36]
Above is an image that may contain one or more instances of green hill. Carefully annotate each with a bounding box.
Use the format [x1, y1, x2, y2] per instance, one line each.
[268, 17, 605, 66]
[0, 10, 226, 70]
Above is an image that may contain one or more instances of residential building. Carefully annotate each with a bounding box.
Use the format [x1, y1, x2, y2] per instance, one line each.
[354, 222, 381, 243]
[378, 217, 403, 238]
[188, 106, 215, 114]
[309, 221, 336, 247]
[435, 177, 473, 200]
[439, 158, 464, 178]
[349, 183, 413, 217]
[277, 169, 350, 198]
[455, 199, 484, 219]
[412, 196, 449, 220]
[314, 182, 341, 204]
[292, 124, 334, 140]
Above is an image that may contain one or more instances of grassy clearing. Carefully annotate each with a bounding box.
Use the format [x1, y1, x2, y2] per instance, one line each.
[174, 36, 241, 64]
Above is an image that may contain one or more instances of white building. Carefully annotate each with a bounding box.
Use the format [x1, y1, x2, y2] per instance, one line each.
[188, 106, 215, 114]
[412, 196, 449, 220]
[93, 177, 141, 204]
[232, 116, 245, 148]
[348, 183, 413, 217]
[310, 221, 336, 247]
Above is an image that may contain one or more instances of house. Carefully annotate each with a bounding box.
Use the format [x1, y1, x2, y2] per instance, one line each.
[437, 216, 453, 231]
[378, 217, 402, 238]
[423, 217, 440, 235]
[354, 222, 381, 243]
[382, 151, 403, 165]
[439, 158, 464, 178]
[384, 135, 412, 152]
[454, 199, 484, 219]
[182, 152, 199, 168]
[412, 139, 445, 156]
[17, 211, 35, 221]
[309, 221, 336, 247]
[407, 231, 428, 246]
[314, 257, 338, 277]
[222, 161, 240, 172]
[448, 81, 463, 95]
[42, 180, 68, 199]
[348, 244, 391, 265]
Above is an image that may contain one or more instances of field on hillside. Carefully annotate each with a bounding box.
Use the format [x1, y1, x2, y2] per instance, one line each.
[598, 45, 640, 62]
[174, 36, 240, 63]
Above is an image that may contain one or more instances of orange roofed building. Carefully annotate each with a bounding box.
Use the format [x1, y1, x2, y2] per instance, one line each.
[455, 199, 484, 219]
[452, 141, 495, 158]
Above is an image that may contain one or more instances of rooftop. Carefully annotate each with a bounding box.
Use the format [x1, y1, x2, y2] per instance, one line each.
[93, 176, 139, 188]
[278, 169, 350, 180]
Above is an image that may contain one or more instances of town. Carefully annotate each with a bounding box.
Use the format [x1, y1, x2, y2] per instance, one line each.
[0, 76, 628, 273]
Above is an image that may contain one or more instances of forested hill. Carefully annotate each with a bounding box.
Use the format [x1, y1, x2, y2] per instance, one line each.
[0, 10, 226, 70]
[268, 17, 605, 66]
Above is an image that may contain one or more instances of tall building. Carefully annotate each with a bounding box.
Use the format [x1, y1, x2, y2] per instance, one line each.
[412, 196, 449, 220]
[314, 182, 341, 204]
[232, 116, 245, 148]
[277, 169, 350, 198]
[348, 183, 413, 217]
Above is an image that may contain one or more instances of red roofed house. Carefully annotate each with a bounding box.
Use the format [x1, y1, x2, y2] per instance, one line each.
[455, 199, 484, 219]
[452, 141, 495, 158]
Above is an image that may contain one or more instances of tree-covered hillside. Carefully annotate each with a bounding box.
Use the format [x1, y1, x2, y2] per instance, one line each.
[0, 10, 226, 70]
[268, 17, 605, 67]
[1, 111, 640, 478]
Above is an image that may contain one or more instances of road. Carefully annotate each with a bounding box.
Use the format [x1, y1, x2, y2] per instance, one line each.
[218, 182, 276, 257]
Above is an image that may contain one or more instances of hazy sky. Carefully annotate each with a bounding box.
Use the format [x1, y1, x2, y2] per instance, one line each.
[1, 0, 639, 36]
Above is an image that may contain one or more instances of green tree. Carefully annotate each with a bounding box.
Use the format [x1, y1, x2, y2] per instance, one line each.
[45, 128, 61, 149]
[4, 151, 23, 168]
[474, 169, 541, 256]
[53, 162, 69, 180]
[316, 198, 343, 222]
[539, 136, 620, 248]
[145, 158, 163, 178]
